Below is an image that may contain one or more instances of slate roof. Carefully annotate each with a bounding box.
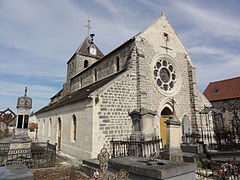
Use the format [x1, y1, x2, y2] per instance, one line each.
[50, 89, 63, 101]
[36, 69, 126, 114]
[68, 37, 104, 63]
[203, 77, 240, 101]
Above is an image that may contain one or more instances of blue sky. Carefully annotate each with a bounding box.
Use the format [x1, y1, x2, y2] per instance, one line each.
[0, 0, 239, 112]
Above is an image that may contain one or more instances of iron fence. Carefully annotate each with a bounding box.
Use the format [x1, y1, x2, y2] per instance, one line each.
[0, 141, 56, 168]
[110, 136, 164, 158]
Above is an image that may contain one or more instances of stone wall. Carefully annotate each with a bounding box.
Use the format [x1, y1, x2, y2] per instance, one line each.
[69, 42, 133, 93]
[133, 15, 211, 136]
[37, 99, 94, 159]
[90, 44, 137, 156]
[134, 16, 192, 131]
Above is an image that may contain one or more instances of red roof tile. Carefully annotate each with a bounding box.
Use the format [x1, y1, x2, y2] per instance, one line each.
[203, 77, 240, 101]
[29, 123, 38, 129]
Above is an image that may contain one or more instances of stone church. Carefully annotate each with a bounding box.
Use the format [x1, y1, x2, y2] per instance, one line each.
[36, 14, 211, 159]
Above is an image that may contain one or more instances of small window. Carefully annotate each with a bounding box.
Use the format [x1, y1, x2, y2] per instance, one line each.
[212, 89, 219, 94]
[48, 118, 52, 137]
[163, 33, 169, 41]
[84, 60, 89, 68]
[24, 115, 29, 128]
[116, 56, 120, 72]
[94, 69, 98, 81]
[80, 77, 83, 88]
[17, 115, 23, 128]
[43, 119, 45, 135]
[72, 115, 77, 142]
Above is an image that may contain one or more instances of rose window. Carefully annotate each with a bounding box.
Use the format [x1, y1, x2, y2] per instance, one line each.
[153, 59, 177, 92]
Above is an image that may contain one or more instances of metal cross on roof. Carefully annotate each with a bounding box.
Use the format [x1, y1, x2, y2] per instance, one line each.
[85, 17, 92, 37]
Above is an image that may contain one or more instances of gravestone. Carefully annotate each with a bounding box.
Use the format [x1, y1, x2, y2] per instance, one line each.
[0, 164, 33, 180]
[83, 156, 197, 180]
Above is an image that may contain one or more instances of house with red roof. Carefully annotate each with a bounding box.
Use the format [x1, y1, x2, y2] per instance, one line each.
[203, 77, 240, 129]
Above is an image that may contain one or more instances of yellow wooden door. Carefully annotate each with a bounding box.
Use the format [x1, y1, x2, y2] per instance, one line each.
[160, 116, 169, 146]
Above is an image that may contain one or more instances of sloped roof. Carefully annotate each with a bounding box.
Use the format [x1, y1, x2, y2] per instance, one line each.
[203, 77, 240, 101]
[36, 69, 126, 114]
[68, 37, 104, 63]
[29, 123, 38, 129]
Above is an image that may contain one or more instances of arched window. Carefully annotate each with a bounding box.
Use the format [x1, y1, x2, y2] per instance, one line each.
[84, 60, 89, 68]
[116, 56, 120, 72]
[48, 118, 52, 137]
[80, 77, 83, 88]
[72, 115, 77, 142]
[69, 63, 72, 74]
[71, 62, 75, 73]
[43, 119, 45, 136]
[57, 118, 62, 150]
[94, 69, 98, 82]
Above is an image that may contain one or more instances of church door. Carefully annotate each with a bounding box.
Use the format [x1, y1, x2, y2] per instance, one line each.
[160, 107, 173, 147]
[160, 116, 169, 146]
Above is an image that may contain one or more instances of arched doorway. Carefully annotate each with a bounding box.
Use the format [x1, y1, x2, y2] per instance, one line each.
[160, 107, 173, 146]
[57, 118, 62, 150]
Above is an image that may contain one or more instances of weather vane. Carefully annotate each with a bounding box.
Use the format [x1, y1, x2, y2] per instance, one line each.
[85, 17, 92, 38]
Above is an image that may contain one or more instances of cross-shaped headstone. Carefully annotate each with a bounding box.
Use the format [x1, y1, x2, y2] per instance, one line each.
[95, 148, 128, 180]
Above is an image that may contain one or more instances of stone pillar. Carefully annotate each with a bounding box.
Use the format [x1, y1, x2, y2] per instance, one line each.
[129, 108, 157, 140]
[166, 115, 181, 149]
[165, 116, 183, 162]
[141, 113, 157, 140]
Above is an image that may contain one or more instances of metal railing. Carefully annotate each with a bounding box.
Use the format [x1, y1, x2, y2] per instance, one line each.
[0, 141, 56, 168]
[110, 136, 164, 158]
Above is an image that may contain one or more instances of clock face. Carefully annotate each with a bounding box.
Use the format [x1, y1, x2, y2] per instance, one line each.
[27, 99, 32, 106]
[90, 47, 96, 56]
[20, 98, 25, 105]
[153, 58, 177, 92]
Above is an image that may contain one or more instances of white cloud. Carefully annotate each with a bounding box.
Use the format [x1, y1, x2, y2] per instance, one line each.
[191, 45, 240, 89]
[171, 1, 240, 40]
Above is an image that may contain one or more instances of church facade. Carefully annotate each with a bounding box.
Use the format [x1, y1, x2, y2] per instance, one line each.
[36, 15, 211, 159]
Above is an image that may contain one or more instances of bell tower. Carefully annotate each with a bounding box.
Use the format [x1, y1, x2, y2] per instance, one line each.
[16, 87, 32, 135]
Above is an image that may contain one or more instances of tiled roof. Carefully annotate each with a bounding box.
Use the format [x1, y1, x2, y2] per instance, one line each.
[29, 123, 38, 129]
[0, 108, 17, 125]
[203, 77, 240, 101]
[36, 69, 126, 114]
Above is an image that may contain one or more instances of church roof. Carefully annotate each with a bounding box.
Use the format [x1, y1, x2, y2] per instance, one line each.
[203, 77, 240, 101]
[36, 68, 126, 114]
[68, 37, 104, 63]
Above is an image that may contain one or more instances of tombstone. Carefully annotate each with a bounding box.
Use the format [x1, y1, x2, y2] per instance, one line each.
[83, 155, 197, 180]
[0, 164, 33, 180]
[182, 115, 192, 143]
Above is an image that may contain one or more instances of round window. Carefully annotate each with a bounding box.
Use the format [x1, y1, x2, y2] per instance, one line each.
[153, 58, 177, 92]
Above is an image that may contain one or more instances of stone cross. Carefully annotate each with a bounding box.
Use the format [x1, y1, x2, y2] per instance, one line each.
[85, 17, 92, 38]
[171, 97, 176, 115]
[95, 148, 128, 180]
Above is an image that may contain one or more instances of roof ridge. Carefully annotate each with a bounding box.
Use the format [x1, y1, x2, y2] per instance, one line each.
[210, 76, 240, 84]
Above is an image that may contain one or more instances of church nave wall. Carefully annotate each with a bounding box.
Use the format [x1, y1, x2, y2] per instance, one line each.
[37, 99, 94, 159]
